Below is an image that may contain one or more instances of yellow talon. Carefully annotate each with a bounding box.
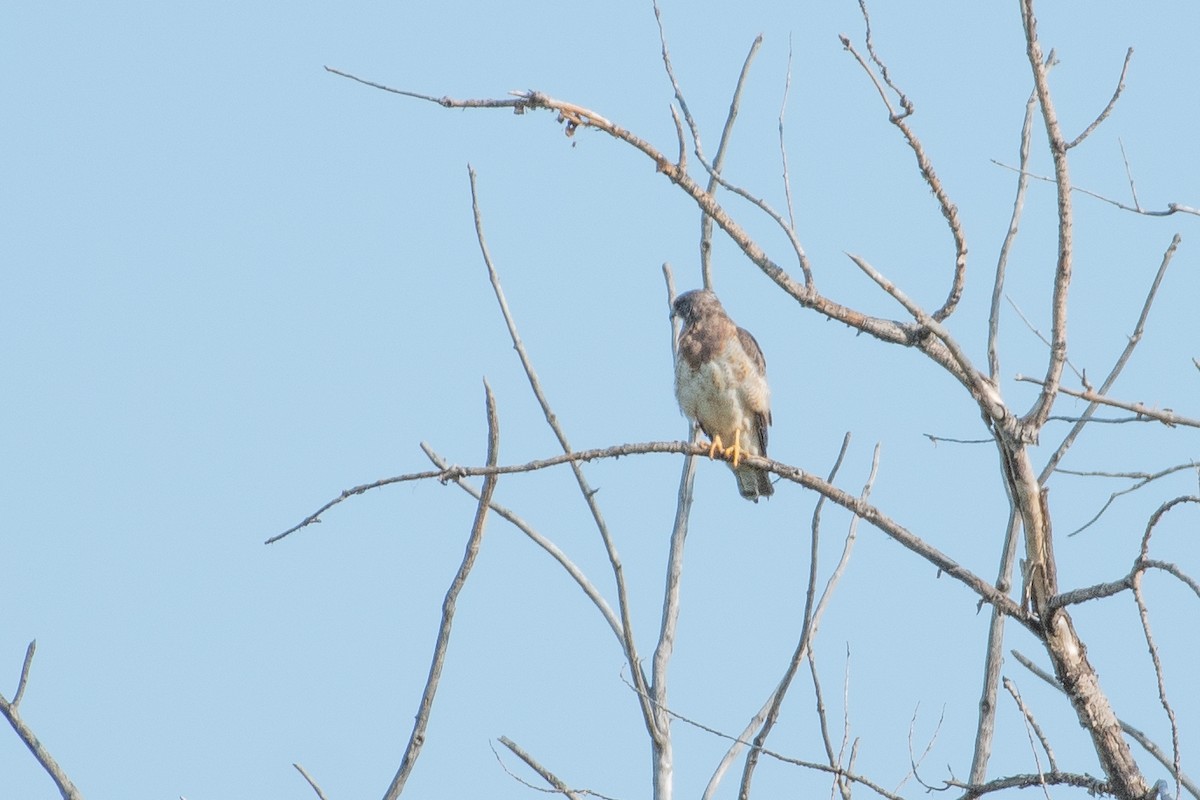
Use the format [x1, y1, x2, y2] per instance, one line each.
[728, 428, 743, 468]
[706, 434, 725, 460]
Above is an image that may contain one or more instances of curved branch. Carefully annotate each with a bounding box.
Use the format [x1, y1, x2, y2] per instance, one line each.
[841, 6, 968, 323]
[1066, 47, 1133, 150]
[320, 67, 992, 413]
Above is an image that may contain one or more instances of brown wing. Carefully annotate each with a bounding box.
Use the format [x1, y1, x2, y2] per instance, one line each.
[736, 326, 767, 376]
[736, 325, 771, 454]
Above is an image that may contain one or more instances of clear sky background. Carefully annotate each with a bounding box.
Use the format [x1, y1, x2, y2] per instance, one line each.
[3, 2, 1198, 798]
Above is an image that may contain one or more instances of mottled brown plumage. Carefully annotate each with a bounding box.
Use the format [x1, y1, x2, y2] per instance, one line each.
[671, 289, 773, 502]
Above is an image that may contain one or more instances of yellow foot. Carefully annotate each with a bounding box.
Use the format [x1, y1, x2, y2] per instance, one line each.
[704, 434, 726, 460]
[727, 428, 744, 468]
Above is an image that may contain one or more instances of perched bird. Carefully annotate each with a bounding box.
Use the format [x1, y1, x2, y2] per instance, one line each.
[671, 289, 774, 502]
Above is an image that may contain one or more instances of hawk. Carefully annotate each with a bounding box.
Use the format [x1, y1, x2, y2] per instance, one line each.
[671, 289, 774, 502]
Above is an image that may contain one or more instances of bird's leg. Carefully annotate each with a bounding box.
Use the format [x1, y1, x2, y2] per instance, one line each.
[727, 428, 743, 468]
[706, 434, 726, 460]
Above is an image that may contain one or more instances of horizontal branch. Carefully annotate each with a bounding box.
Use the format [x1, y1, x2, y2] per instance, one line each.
[992, 160, 1200, 218]
[271, 440, 1032, 627]
[949, 771, 1109, 798]
[1014, 377, 1200, 429]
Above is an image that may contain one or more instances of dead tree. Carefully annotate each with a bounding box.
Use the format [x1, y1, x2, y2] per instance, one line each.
[6, 1, 1195, 799]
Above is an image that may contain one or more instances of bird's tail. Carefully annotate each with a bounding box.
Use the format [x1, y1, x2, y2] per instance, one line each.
[734, 465, 774, 503]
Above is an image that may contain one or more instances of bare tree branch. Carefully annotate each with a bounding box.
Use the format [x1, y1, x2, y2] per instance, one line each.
[384, 381, 499, 800]
[1066, 47, 1134, 149]
[1118, 139, 1142, 211]
[699, 35, 763, 284]
[319, 66, 1007, 418]
[847, 252, 1002, 418]
[1018, 0, 1075, 436]
[1014, 379, 1200, 429]
[1013, 650, 1199, 800]
[472, 166, 660, 743]
[1004, 677, 1058, 773]
[738, 435, 870, 798]
[1058, 460, 1199, 537]
[969, 498, 1023, 786]
[0, 642, 84, 800]
[1040, 234, 1183, 482]
[652, 0, 701, 160]
[293, 763, 330, 800]
[497, 736, 588, 800]
[650, 265, 691, 800]
[842, 3, 968, 323]
[1132, 572, 1182, 800]
[989, 54, 1052, 382]
[779, 36, 798, 233]
[949, 771, 1110, 798]
[642, 690, 903, 800]
[1005, 294, 1085, 383]
[898, 704, 945, 793]
[991, 160, 1200, 218]
[419, 444, 625, 644]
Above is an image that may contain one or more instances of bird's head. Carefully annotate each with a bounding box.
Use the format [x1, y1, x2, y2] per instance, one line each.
[671, 289, 723, 324]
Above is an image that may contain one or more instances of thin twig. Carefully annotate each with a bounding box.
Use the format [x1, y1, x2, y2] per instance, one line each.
[1004, 677, 1058, 773]
[469, 166, 659, 741]
[700, 35, 763, 284]
[1119, 138, 1142, 211]
[1040, 234, 1183, 483]
[383, 381, 500, 800]
[842, 4, 968, 322]
[652, 0, 702, 158]
[807, 649, 848, 800]
[779, 36, 798, 234]
[991, 160, 1200, 218]
[847, 252, 1003, 419]
[1005, 294, 1083, 383]
[898, 704, 945, 792]
[420, 444, 624, 643]
[642, 689, 904, 800]
[1014, 377, 1200, 429]
[709, 443, 876, 800]
[268, 441, 702, 543]
[739, 434, 857, 797]
[1059, 460, 1199, 537]
[1132, 572, 1182, 800]
[497, 736, 587, 800]
[1066, 47, 1133, 150]
[1012, 650, 1200, 799]
[293, 763, 330, 800]
[836, 648, 856, 799]
[924, 433, 992, 446]
[13, 640, 35, 708]
[989, 55, 1050, 381]
[701, 166, 814, 286]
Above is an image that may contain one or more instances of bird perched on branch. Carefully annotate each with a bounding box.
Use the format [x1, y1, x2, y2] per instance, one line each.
[671, 289, 774, 502]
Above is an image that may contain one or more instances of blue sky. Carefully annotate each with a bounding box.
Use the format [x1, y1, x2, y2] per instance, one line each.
[4, 2, 1198, 798]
